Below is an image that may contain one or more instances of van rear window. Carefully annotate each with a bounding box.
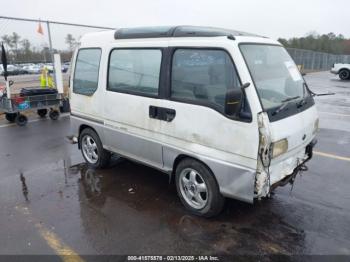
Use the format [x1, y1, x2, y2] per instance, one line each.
[73, 48, 101, 96]
[107, 49, 162, 96]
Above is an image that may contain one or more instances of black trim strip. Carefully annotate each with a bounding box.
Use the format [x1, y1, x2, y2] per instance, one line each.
[114, 26, 260, 40]
[70, 112, 104, 125]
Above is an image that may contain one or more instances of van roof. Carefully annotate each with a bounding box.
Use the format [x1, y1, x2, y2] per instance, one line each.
[79, 26, 277, 47]
[113, 26, 264, 40]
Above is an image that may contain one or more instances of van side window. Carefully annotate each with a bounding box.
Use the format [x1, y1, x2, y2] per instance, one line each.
[171, 49, 241, 114]
[108, 49, 162, 96]
[73, 48, 101, 95]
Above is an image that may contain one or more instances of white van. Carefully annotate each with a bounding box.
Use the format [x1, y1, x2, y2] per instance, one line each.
[70, 26, 318, 217]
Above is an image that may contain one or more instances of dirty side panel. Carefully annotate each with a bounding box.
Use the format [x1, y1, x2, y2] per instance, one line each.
[163, 146, 256, 203]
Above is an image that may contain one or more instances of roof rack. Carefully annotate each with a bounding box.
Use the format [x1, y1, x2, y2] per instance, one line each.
[114, 26, 260, 40]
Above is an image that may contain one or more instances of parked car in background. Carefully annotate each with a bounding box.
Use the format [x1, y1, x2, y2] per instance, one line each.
[5, 65, 21, 76]
[62, 62, 70, 73]
[331, 63, 350, 80]
[45, 63, 54, 73]
[23, 65, 42, 74]
[16, 65, 30, 75]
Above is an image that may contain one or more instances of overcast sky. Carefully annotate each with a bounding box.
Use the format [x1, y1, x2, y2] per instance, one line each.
[0, 0, 349, 49]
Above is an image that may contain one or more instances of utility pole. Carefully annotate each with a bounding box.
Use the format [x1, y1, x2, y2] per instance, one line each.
[46, 21, 56, 86]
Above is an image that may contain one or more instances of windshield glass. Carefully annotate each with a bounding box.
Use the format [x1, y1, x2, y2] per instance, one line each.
[240, 44, 306, 110]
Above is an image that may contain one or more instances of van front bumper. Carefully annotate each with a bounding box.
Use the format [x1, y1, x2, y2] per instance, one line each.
[271, 138, 317, 189]
[330, 68, 338, 74]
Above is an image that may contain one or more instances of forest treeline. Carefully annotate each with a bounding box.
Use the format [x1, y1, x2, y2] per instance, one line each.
[1, 31, 350, 64]
[1, 32, 78, 63]
[278, 32, 350, 55]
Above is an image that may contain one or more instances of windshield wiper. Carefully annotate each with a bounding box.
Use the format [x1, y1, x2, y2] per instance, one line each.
[281, 96, 300, 103]
[272, 96, 300, 116]
[303, 82, 335, 97]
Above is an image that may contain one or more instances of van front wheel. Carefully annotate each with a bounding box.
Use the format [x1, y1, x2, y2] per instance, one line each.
[175, 159, 225, 217]
[79, 128, 110, 168]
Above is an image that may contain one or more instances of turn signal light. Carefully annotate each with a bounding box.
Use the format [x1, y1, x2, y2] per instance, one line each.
[271, 139, 288, 158]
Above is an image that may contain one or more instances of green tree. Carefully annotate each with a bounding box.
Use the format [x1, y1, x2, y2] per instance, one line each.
[278, 32, 350, 55]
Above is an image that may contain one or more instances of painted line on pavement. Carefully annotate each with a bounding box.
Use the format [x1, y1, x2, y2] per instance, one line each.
[16, 205, 85, 262]
[318, 111, 350, 117]
[35, 222, 85, 262]
[314, 150, 350, 162]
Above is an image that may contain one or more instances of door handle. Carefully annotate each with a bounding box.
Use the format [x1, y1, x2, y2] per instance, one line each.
[149, 106, 176, 122]
[149, 105, 158, 119]
[164, 108, 176, 122]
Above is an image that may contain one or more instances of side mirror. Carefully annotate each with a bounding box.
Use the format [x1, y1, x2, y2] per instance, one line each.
[9, 80, 14, 86]
[241, 82, 250, 89]
[225, 89, 242, 115]
[225, 83, 252, 120]
[302, 73, 307, 76]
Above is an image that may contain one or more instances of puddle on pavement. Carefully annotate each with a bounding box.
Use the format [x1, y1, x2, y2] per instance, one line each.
[64, 157, 306, 255]
[0, 155, 306, 254]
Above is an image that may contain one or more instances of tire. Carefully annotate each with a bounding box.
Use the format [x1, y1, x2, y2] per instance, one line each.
[339, 69, 350, 80]
[15, 114, 28, 126]
[175, 158, 225, 217]
[49, 110, 59, 120]
[5, 113, 17, 123]
[37, 109, 48, 118]
[79, 128, 111, 169]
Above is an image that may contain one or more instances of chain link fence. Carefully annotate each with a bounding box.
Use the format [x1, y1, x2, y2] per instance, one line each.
[286, 47, 350, 71]
[1, 16, 350, 94]
[0, 16, 113, 94]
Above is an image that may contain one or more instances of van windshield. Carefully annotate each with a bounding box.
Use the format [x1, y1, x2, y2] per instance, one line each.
[240, 44, 306, 110]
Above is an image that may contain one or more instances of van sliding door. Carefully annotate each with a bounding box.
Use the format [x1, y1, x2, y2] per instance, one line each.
[103, 48, 164, 169]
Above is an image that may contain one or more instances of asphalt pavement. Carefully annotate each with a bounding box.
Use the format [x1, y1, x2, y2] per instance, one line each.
[0, 71, 349, 259]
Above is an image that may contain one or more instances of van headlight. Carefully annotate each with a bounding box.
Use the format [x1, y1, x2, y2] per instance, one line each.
[313, 118, 319, 135]
[271, 139, 288, 158]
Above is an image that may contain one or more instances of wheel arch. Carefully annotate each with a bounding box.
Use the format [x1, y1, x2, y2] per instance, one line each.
[339, 68, 350, 73]
[171, 154, 220, 188]
[78, 124, 98, 149]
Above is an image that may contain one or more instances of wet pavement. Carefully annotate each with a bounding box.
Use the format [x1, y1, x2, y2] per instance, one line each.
[0, 72, 349, 257]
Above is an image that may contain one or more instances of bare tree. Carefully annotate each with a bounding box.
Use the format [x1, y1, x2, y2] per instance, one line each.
[20, 39, 31, 52]
[65, 34, 77, 51]
[1, 34, 13, 49]
[10, 32, 21, 60]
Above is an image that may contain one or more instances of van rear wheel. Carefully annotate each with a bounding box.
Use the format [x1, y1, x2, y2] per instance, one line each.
[175, 158, 225, 217]
[79, 128, 111, 168]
